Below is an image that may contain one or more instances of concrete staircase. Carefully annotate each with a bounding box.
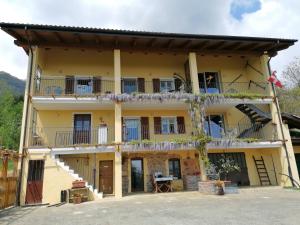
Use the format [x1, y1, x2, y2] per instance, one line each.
[51, 155, 103, 199]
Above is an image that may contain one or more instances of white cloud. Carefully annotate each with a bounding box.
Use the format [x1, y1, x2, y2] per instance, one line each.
[0, 0, 299, 79]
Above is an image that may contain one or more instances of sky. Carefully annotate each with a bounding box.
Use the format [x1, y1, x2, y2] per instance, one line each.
[0, 0, 299, 80]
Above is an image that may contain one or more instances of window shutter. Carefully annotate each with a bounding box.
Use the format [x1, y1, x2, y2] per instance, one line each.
[137, 78, 145, 93]
[177, 116, 185, 134]
[93, 76, 101, 94]
[141, 117, 149, 140]
[154, 117, 161, 134]
[65, 76, 74, 94]
[174, 78, 183, 92]
[153, 79, 160, 93]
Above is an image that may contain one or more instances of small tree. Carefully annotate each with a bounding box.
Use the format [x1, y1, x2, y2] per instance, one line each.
[282, 57, 300, 89]
[216, 158, 240, 181]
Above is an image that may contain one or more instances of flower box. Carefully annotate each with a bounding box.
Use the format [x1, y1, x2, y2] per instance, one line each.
[72, 180, 86, 189]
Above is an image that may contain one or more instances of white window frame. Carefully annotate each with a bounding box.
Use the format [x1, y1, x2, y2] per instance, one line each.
[161, 116, 177, 134]
[160, 78, 175, 93]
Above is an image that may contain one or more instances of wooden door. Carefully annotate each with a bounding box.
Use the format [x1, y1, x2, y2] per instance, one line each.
[99, 160, 113, 194]
[25, 160, 45, 204]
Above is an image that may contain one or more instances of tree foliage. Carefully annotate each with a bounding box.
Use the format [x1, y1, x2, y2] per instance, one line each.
[278, 57, 300, 115]
[281, 57, 300, 89]
[0, 90, 23, 150]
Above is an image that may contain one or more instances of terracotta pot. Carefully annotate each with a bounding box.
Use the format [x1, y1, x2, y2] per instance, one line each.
[216, 186, 224, 195]
[73, 196, 82, 204]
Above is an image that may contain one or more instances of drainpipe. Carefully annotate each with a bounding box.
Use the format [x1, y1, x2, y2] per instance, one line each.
[267, 57, 295, 187]
[16, 26, 34, 205]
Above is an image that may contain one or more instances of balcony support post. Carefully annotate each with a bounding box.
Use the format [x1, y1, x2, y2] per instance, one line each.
[114, 49, 123, 198]
[114, 49, 121, 94]
[188, 52, 200, 94]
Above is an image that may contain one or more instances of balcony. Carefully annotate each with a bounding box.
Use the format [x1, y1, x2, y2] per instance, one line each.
[29, 126, 115, 148]
[34, 76, 192, 97]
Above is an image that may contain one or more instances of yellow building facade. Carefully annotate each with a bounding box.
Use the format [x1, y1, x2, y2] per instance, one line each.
[1, 23, 299, 205]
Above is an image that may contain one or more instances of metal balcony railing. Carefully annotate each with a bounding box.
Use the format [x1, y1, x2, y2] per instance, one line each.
[122, 124, 187, 142]
[29, 126, 115, 147]
[34, 77, 115, 96]
[205, 122, 277, 141]
[199, 81, 269, 95]
[120, 79, 192, 94]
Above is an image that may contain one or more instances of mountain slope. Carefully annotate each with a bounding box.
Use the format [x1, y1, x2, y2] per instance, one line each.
[0, 71, 25, 96]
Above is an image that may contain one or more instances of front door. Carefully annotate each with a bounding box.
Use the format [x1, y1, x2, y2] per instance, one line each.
[73, 114, 91, 144]
[25, 160, 45, 204]
[99, 160, 113, 194]
[131, 159, 144, 192]
[123, 119, 140, 141]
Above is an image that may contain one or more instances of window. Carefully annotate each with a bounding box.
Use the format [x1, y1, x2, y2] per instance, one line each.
[122, 78, 137, 94]
[160, 79, 175, 93]
[169, 159, 181, 179]
[161, 117, 177, 134]
[205, 115, 224, 138]
[198, 72, 220, 94]
[123, 118, 141, 141]
[76, 77, 93, 95]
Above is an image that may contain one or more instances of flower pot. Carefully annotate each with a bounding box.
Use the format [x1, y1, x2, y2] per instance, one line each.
[73, 196, 82, 204]
[216, 186, 224, 195]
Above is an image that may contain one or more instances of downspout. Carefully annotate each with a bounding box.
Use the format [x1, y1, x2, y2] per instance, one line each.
[16, 26, 34, 205]
[267, 56, 295, 187]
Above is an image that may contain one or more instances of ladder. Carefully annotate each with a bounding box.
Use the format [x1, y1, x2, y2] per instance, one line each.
[253, 156, 271, 186]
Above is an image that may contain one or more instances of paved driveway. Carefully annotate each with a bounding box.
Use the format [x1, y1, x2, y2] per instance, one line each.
[1, 188, 300, 225]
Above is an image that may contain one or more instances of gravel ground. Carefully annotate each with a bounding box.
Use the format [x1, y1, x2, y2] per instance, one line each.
[1, 187, 300, 225]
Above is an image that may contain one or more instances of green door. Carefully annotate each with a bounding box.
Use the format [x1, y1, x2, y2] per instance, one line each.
[295, 154, 300, 178]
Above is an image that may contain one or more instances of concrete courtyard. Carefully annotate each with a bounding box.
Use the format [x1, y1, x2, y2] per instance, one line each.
[1, 187, 300, 225]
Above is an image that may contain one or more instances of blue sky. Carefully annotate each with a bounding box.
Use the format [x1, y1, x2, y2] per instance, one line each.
[230, 0, 261, 20]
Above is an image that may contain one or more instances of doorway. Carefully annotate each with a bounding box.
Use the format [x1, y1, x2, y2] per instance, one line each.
[99, 160, 113, 194]
[131, 159, 144, 192]
[73, 114, 91, 144]
[208, 152, 250, 186]
[25, 160, 45, 204]
[198, 72, 221, 94]
[295, 154, 300, 178]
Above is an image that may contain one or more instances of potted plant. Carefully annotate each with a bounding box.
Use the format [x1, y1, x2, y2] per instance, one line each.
[217, 158, 240, 181]
[215, 180, 224, 195]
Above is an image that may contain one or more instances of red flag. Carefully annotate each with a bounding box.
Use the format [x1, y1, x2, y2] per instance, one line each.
[268, 71, 283, 88]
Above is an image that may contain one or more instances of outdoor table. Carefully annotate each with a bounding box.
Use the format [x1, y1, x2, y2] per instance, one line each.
[152, 176, 173, 193]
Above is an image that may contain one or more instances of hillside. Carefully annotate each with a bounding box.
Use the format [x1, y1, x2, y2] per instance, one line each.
[0, 71, 25, 96]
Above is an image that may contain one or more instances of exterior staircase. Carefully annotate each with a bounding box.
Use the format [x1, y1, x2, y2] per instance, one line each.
[51, 155, 103, 199]
[236, 104, 272, 138]
[253, 156, 271, 186]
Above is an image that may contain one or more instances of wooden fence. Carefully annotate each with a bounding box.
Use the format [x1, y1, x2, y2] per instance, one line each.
[0, 149, 19, 209]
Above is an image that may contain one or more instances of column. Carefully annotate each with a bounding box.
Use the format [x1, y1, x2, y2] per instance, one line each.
[114, 49, 122, 198]
[189, 52, 200, 94]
